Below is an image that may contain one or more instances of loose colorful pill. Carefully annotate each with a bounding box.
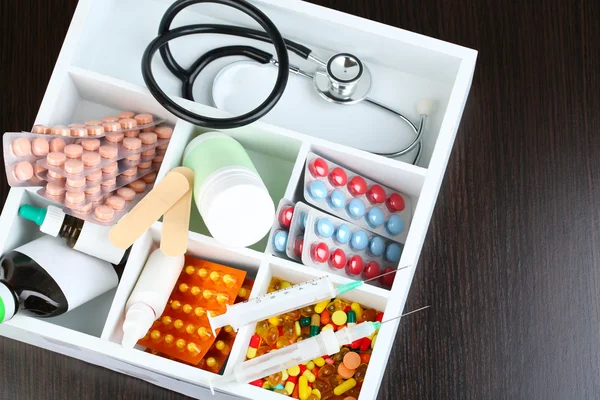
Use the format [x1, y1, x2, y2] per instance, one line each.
[346, 198, 365, 219]
[333, 378, 356, 396]
[337, 363, 355, 379]
[320, 310, 331, 325]
[368, 236, 385, 256]
[328, 189, 346, 209]
[386, 193, 405, 212]
[346, 255, 364, 276]
[343, 352, 361, 370]
[331, 310, 347, 326]
[273, 230, 288, 252]
[350, 230, 369, 250]
[315, 218, 334, 238]
[366, 184, 386, 204]
[308, 180, 328, 200]
[328, 167, 347, 187]
[335, 224, 351, 244]
[312, 242, 329, 263]
[246, 334, 260, 359]
[385, 243, 403, 263]
[309, 157, 329, 177]
[386, 214, 404, 235]
[366, 207, 385, 228]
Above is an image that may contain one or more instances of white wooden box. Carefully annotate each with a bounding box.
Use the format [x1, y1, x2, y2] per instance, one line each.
[0, 1, 477, 399]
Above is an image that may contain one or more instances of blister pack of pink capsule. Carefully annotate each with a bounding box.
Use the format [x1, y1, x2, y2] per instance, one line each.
[57, 173, 158, 226]
[291, 202, 402, 288]
[35, 135, 169, 179]
[29, 112, 165, 139]
[303, 152, 412, 241]
[268, 199, 296, 259]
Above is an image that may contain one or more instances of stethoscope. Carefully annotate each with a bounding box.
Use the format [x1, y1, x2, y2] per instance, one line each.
[142, 0, 432, 164]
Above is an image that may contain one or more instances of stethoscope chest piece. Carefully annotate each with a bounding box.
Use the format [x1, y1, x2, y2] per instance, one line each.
[314, 53, 372, 104]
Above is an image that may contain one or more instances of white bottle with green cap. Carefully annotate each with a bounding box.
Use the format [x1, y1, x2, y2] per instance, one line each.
[19, 204, 127, 265]
[0, 236, 120, 323]
[182, 132, 274, 247]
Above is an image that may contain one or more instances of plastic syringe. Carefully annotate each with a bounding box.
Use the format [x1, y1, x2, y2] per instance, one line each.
[207, 267, 405, 335]
[210, 321, 379, 392]
[207, 275, 361, 335]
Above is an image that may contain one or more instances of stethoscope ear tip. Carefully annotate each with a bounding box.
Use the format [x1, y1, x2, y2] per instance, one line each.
[416, 99, 434, 116]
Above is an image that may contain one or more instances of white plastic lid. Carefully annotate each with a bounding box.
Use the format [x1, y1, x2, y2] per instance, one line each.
[40, 206, 66, 237]
[198, 166, 275, 248]
[122, 302, 156, 348]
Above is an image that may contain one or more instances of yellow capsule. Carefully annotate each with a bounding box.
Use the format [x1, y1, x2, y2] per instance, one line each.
[238, 287, 248, 298]
[314, 299, 330, 314]
[281, 370, 289, 381]
[371, 333, 378, 349]
[176, 339, 186, 349]
[150, 330, 161, 340]
[303, 369, 316, 383]
[183, 304, 193, 314]
[287, 365, 300, 376]
[161, 316, 172, 325]
[194, 307, 205, 318]
[306, 361, 315, 370]
[174, 319, 184, 330]
[203, 289, 215, 300]
[187, 342, 200, 355]
[321, 324, 334, 332]
[351, 302, 363, 322]
[197, 327, 212, 340]
[206, 357, 217, 368]
[185, 324, 196, 335]
[312, 389, 321, 400]
[171, 300, 181, 310]
[224, 325, 234, 333]
[298, 376, 310, 400]
[179, 283, 189, 293]
[333, 378, 356, 396]
[295, 321, 302, 337]
[313, 357, 326, 367]
[280, 281, 292, 289]
[223, 274, 237, 288]
[197, 268, 208, 279]
[164, 334, 174, 345]
[185, 266, 195, 275]
[216, 292, 229, 305]
[209, 271, 223, 282]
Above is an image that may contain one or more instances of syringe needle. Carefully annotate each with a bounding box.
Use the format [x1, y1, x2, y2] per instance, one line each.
[361, 264, 412, 284]
[379, 305, 431, 325]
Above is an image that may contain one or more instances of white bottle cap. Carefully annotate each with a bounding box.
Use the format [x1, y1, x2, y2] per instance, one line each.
[40, 206, 66, 237]
[198, 166, 275, 247]
[122, 302, 156, 348]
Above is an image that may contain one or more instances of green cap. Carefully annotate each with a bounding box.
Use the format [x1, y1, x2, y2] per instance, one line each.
[19, 204, 47, 226]
[337, 280, 363, 296]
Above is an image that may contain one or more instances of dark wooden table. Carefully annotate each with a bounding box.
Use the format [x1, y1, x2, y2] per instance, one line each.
[1, 1, 599, 399]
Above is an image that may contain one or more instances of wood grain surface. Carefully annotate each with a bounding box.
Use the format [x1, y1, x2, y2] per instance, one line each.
[1, 0, 599, 399]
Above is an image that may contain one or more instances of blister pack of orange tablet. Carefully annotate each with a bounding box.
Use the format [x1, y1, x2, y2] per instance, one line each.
[146, 278, 255, 373]
[137, 257, 247, 365]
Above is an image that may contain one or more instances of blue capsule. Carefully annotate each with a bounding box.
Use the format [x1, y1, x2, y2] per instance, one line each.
[347, 198, 366, 219]
[386, 215, 404, 235]
[369, 236, 386, 257]
[366, 207, 385, 228]
[385, 243, 403, 263]
[328, 189, 346, 209]
[350, 230, 369, 250]
[308, 180, 328, 200]
[315, 218, 335, 238]
[272, 230, 288, 253]
[335, 224, 351, 244]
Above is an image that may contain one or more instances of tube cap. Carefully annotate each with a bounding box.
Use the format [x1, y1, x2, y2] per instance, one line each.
[0, 282, 18, 324]
[18, 204, 66, 237]
[122, 302, 156, 348]
[19, 204, 47, 226]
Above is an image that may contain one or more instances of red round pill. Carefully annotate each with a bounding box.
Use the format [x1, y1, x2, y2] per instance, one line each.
[329, 248, 347, 270]
[312, 242, 330, 263]
[381, 267, 397, 287]
[294, 237, 304, 257]
[278, 206, 294, 228]
[346, 255, 364, 276]
[363, 261, 382, 280]
[309, 157, 329, 178]
[328, 167, 347, 187]
[386, 193, 406, 212]
[348, 176, 367, 196]
[367, 184, 386, 204]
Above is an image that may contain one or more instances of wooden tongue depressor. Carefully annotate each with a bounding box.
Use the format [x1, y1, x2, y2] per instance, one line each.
[161, 168, 194, 256]
[109, 167, 193, 250]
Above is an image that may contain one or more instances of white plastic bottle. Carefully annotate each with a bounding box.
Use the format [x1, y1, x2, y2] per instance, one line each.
[121, 248, 184, 348]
